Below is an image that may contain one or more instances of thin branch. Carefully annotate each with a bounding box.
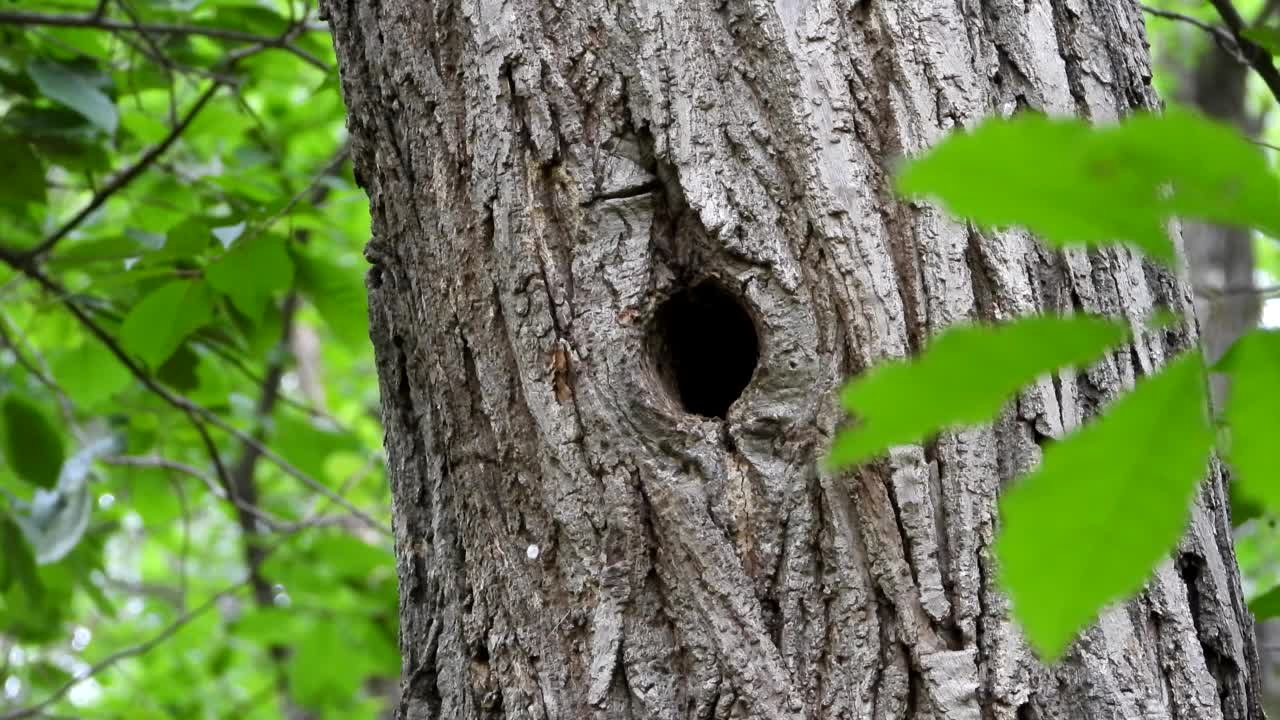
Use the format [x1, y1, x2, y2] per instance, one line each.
[0, 258, 391, 536]
[19, 81, 223, 261]
[104, 455, 347, 534]
[1139, 3, 1248, 64]
[0, 10, 327, 70]
[0, 311, 76, 421]
[1193, 283, 1280, 298]
[0, 578, 253, 720]
[1207, 0, 1280, 104]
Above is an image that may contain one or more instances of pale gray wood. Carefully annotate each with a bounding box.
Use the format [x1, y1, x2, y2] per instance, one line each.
[321, 1, 1265, 717]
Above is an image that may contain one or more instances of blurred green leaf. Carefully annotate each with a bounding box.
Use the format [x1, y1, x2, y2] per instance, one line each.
[1250, 583, 1280, 620]
[52, 341, 133, 408]
[0, 512, 41, 600]
[119, 279, 216, 368]
[1243, 26, 1280, 55]
[26, 58, 118, 134]
[289, 621, 366, 708]
[271, 413, 360, 484]
[996, 352, 1213, 661]
[293, 246, 370, 347]
[0, 136, 46, 211]
[829, 315, 1127, 467]
[1, 394, 65, 489]
[1218, 330, 1280, 518]
[206, 234, 293, 323]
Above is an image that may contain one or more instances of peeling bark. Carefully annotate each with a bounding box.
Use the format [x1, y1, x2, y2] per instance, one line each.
[321, 2, 1264, 718]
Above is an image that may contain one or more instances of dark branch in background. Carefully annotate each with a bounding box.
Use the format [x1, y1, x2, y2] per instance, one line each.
[1138, 0, 1280, 123]
[224, 144, 357, 718]
[0, 10, 328, 70]
[1139, 3, 1247, 63]
[231, 293, 309, 718]
[1207, 0, 1280, 103]
[0, 255, 237, 495]
[0, 255, 392, 536]
[0, 312, 75, 421]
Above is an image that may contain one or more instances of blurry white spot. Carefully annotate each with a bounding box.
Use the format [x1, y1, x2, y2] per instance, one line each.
[212, 222, 246, 248]
[4, 676, 20, 699]
[273, 592, 291, 608]
[71, 627, 91, 652]
[98, 493, 115, 510]
[526, 544, 540, 560]
[1263, 297, 1280, 329]
[125, 598, 145, 617]
[9, 646, 26, 666]
[122, 512, 143, 533]
[67, 675, 99, 706]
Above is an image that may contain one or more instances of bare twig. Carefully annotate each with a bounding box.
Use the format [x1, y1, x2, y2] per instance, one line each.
[0, 258, 391, 536]
[104, 455, 348, 534]
[0, 10, 327, 70]
[1194, 283, 1280, 299]
[1139, 3, 1249, 63]
[19, 81, 222, 261]
[1207, 0, 1280, 103]
[0, 311, 76, 421]
[0, 578, 253, 720]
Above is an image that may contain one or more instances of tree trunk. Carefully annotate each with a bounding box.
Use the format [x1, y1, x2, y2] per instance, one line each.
[321, 2, 1264, 718]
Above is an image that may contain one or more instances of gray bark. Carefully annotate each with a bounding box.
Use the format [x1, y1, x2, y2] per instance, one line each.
[320, 1, 1264, 718]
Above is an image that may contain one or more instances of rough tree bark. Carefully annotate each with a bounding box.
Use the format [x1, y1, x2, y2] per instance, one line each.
[321, 2, 1265, 718]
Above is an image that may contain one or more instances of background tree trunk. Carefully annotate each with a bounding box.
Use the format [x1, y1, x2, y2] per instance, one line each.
[1174, 28, 1272, 715]
[322, 2, 1264, 718]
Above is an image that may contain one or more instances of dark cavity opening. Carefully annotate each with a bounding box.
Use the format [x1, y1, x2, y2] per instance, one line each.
[649, 282, 759, 419]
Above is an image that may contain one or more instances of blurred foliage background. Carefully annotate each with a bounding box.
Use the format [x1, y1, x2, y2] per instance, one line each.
[0, 0, 395, 717]
[0, 0, 1279, 717]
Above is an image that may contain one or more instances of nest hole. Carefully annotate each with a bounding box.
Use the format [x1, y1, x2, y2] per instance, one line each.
[649, 281, 759, 419]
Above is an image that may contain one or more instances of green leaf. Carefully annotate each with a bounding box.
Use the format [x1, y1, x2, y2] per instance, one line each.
[1250, 583, 1280, 621]
[26, 58, 118, 134]
[896, 107, 1280, 264]
[0, 512, 41, 601]
[160, 218, 213, 261]
[1243, 26, 1280, 56]
[119, 279, 216, 368]
[828, 315, 1128, 467]
[1, 394, 65, 489]
[270, 413, 360, 484]
[996, 352, 1213, 661]
[1218, 329, 1280, 517]
[1230, 483, 1266, 528]
[0, 136, 46, 210]
[293, 247, 369, 347]
[309, 533, 391, 581]
[52, 342, 133, 407]
[206, 235, 293, 323]
[288, 622, 364, 708]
